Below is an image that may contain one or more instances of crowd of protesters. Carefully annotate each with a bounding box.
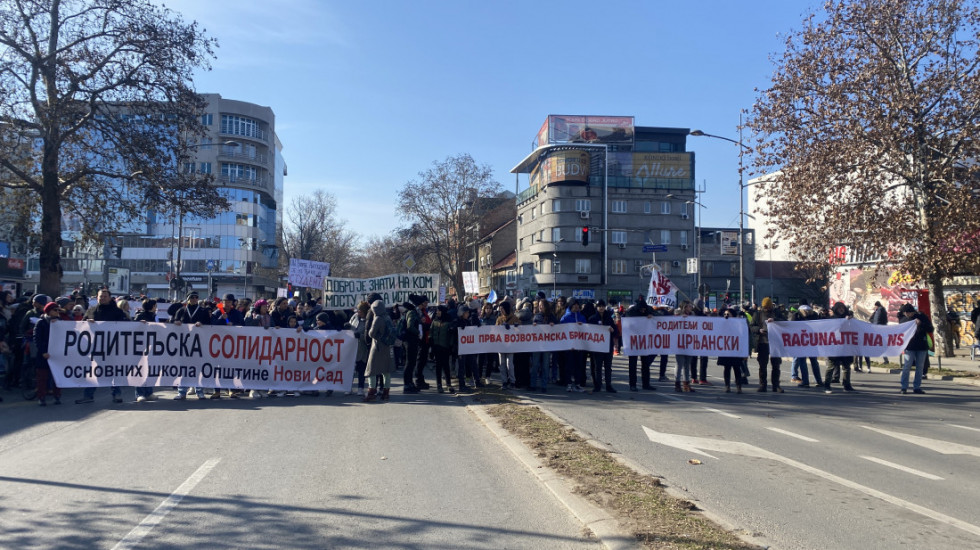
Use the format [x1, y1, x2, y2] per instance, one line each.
[0, 284, 965, 407]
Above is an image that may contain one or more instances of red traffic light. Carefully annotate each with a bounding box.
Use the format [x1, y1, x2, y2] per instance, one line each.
[581, 226, 590, 246]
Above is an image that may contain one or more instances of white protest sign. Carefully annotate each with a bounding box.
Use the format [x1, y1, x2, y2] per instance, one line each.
[646, 264, 681, 309]
[621, 316, 749, 357]
[322, 273, 441, 310]
[288, 258, 331, 288]
[457, 324, 612, 355]
[48, 321, 356, 391]
[768, 318, 917, 358]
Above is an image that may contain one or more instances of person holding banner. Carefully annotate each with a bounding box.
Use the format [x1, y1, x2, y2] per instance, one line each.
[625, 298, 657, 391]
[33, 302, 62, 406]
[496, 300, 521, 389]
[823, 302, 856, 394]
[673, 301, 698, 393]
[348, 301, 370, 397]
[899, 303, 933, 395]
[530, 297, 558, 392]
[750, 297, 786, 393]
[589, 300, 618, 393]
[75, 289, 128, 404]
[560, 298, 588, 393]
[133, 299, 160, 402]
[172, 292, 212, 401]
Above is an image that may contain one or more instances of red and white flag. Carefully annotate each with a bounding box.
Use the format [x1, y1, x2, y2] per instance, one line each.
[646, 264, 681, 309]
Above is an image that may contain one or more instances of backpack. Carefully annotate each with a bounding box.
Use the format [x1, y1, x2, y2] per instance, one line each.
[396, 317, 408, 341]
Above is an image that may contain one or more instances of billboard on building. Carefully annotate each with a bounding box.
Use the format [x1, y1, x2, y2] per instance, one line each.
[537, 115, 634, 147]
[530, 149, 591, 188]
[720, 231, 739, 255]
[631, 153, 693, 185]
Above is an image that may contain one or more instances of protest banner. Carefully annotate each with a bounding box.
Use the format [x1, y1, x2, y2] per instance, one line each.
[621, 316, 749, 357]
[288, 258, 331, 289]
[457, 324, 612, 355]
[322, 273, 440, 310]
[646, 264, 681, 309]
[47, 321, 357, 391]
[768, 318, 917, 358]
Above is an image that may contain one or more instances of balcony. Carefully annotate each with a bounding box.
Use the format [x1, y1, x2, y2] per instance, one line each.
[219, 127, 268, 143]
[218, 147, 268, 165]
[217, 174, 271, 191]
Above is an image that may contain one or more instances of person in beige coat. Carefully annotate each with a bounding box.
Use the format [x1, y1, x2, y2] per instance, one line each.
[365, 299, 396, 402]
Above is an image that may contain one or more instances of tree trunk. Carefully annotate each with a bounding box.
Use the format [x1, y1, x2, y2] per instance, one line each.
[927, 276, 954, 358]
[38, 151, 63, 297]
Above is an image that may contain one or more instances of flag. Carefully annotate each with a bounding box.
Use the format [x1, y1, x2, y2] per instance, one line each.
[487, 289, 498, 304]
[646, 264, 680, 309]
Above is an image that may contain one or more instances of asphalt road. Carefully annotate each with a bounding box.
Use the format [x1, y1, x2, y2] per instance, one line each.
[532, 356, 980, 550]
[0, 389, 600, 550]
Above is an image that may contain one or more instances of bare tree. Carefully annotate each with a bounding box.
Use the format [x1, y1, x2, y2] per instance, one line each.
[748, 0, 980, 357]
[0, 0, 218, 295]
[282, 189, 359, 282]
[397, 154, 502, 301]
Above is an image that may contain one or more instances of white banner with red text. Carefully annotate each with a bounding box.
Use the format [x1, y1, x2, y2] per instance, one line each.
[621, 316, 749, 357]
[456, 324, 613, 355]
[767, 318, 916, 358]
[47, 321, 357, 391]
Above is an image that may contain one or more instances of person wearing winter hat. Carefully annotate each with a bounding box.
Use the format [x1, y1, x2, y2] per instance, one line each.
[455, 304, 479, 390]
[823, 301, 856, 393]
[560, 298, 588, 392]
[33, 302, 63, 406]
[364, 299, 396, 402]
[429, 305, 455, 393]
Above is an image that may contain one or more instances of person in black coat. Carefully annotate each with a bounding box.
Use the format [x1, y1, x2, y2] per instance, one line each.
[588, 300, 619, 393]
[173, 291, 212, 400]
[900, 303, 934, 394]
[75, 289, 129, 404]
[34, 302, 63, 406]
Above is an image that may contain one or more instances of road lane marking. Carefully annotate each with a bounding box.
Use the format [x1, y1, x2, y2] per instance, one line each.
[949, 424, 980, 433]
[112, 458, 221, 550]
[703, 407, 741, 419]
[765, 427, 818, 442]
[658, 394, 683, 401]
[861, 425, 980, 457]
[860, 456, 944, 480]
[643, 425, 980, 537]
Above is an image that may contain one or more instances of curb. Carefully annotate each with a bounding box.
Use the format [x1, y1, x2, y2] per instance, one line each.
[467, 402, 640, 550]
[527, 401, 770, 550]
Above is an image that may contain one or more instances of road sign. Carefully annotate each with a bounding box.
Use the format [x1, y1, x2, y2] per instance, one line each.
[403, 254, 416, 270]
[206, 259, 216, 272]
[687, 258, 698, 274]
[643, 244, 668, 253]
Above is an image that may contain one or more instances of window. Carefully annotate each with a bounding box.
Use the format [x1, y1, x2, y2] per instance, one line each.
[519, 237, 524, 250]
[703, 261, 714, 277]
[575, 199, 591, 212]
[221, 114, 262, 139]
[553, 259, 561, 273]
[660, 201, 671, 215]
[644, 201, 651, 214]
[611, 200, 627, 213]
[552, 199, 561, 212]
[661, 263, 672, 276]
[538, 259, 546, 273]
[680, 231, 688, 247]
[199, 162, 212, 174]
[506, 270, 516, 285]
[611, 259, 627, 274]
[531, 206, 537, 220]
[575, 258, 591, 274]
[611, 230, 626, 244]
[660, 230, 671, 245]
[183, 162, 195, 174]
[199, 137, 212, 150]
[201, 113, 213, 125]
[529, 234, 535, 245]
[221, 163, 256, 181]
[552, 227, 561, 242]
[539, 230, 545, 242]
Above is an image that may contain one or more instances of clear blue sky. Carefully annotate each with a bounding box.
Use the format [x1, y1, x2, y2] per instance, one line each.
[166, 0, 818, 240]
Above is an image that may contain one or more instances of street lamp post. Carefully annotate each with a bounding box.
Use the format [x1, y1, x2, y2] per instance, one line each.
[689, 124, 751, 306]
[667, 193, 707, 303]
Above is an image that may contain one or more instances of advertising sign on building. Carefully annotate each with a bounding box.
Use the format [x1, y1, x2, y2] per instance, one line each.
[631, 153, 693, 185]
[530, 149, 591, 188]
[545, 115, 635, 144]
[721, 231, 739, 255]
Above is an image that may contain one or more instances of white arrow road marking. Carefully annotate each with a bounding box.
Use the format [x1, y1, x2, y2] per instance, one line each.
[766, 427, 819, 442]
[643, 426, 980, 537]
[949, 424, 980, 434]
[862, 425, 980, 457]
[112, 458, 222, 550]
[859, 456, 944, 480]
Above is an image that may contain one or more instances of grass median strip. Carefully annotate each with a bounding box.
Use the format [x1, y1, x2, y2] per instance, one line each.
[476, 390, 757, 549]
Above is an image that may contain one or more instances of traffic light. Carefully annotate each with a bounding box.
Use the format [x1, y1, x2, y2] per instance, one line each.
[211, 279, 218, 293]
[581, 226, 590, 246]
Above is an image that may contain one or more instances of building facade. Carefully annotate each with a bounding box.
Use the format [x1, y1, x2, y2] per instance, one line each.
[512, 115, 744, 305]
[31, 94, 284, 299]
